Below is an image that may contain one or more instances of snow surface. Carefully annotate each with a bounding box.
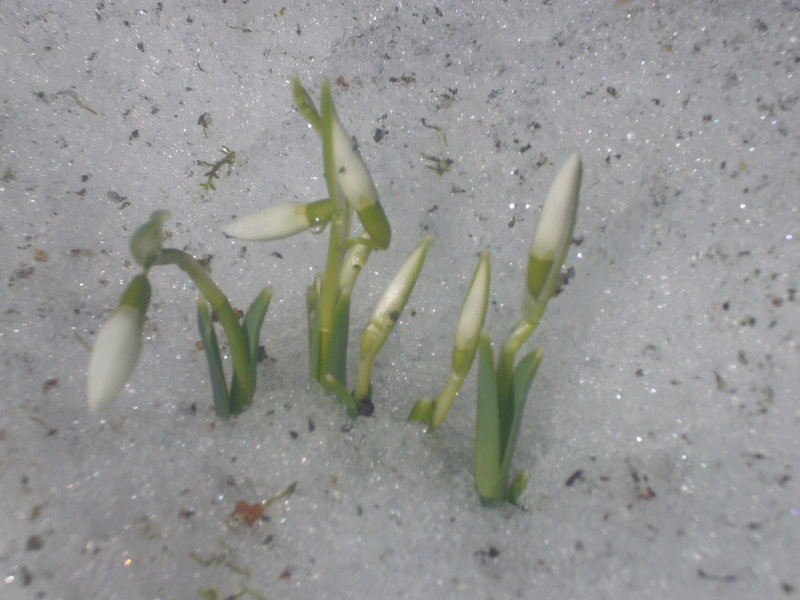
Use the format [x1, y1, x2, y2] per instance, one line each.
[1, 1, 799, 598]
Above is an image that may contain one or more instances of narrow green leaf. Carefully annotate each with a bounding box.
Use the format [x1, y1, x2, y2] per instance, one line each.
[473, 332, 504, 503]
[292, 75, 321, 133]
[323, 374, 359, 419]
[323, 294, 351, 387]
[307, 277, 322, 381]
[197, 299, 230, 418]
[243, 287, 272, 391]
[498, 347, 543, 491]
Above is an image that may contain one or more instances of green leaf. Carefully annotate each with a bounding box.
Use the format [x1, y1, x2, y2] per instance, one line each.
[323, 374, 359, 419]
[323, 294, 351, 387]
[473, 331, 504, 503]
[307, 277, 322, 381]
[319, 79, 344, 214]
[498, 347, 543, 492]
[197, 299, 230, 418]
[292, 75, 321, 133]
[228, 362, 249, 414]
[243, 287, 272, 390]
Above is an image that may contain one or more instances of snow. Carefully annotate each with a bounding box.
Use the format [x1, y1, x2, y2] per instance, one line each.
[1, 1, 798, 598]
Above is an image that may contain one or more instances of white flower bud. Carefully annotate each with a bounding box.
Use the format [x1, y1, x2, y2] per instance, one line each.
[454, 251, 491, 354]
[330, 110, 379, 212]
[529, 149, 581, 261]
[522, 149, 582, 321]
[368, 235, 432, 331]
[223, 203, 312, 241]
[87, 275, 150, 413]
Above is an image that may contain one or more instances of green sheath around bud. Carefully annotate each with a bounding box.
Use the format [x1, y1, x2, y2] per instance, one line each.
[130, 210, 169, 270]
[355, 202, 391, 250]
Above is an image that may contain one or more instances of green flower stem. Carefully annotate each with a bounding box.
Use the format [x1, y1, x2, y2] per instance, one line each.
[156, 248, 252, 401]
[410, 251, 489, 429]
[316, 210, 348, 377]
[338, 238, 373, 303]
[430, 368, 468, 429]
[315, 79, 349, 374]
[292, 75, 322, 134]
[496, 317, 535, 404]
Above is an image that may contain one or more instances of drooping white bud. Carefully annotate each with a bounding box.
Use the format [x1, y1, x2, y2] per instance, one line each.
[87, 275, 150, 413]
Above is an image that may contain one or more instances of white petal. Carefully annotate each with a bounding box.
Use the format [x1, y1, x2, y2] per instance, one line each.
[330, 111, 379, 211]
[87, 306, 144, 413]
[223, 203, 311, 241]
[371, 236, 432, 322]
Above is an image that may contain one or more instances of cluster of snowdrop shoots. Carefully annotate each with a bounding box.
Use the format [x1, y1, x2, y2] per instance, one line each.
[87, 77, 583, 504]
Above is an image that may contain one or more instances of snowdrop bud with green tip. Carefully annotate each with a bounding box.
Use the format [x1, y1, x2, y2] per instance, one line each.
[130, 210, 169, 270]
[451, 250, 491, 376]
[222, 199, 334, 242]
[87, 274, 151, 413]
[429, 250, 491, 429]
[522, 149, 581, 323]
[325, 84, 391, 249]
[355, 235, 433, 402]
[410, 251, 491, 429]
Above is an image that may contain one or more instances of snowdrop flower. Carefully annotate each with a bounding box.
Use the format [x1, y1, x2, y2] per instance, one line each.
[223, 199, 333, 242]
[87, 274, 150, 413]
[522, 149, 582, 323]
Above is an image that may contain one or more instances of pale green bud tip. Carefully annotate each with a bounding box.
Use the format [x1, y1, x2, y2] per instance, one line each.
[330, 105, 379, 212]
[454, 251, 491, 352]
[130, 210, 170, 269]
[87, 279, 150, 413]
[529, 149, 582, 260]
[222, 203, 312, 241]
